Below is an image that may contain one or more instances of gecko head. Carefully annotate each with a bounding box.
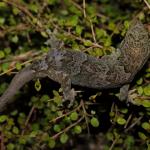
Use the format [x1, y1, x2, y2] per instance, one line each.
[46, 49, 66, 68]
[31, 58, 48, 71]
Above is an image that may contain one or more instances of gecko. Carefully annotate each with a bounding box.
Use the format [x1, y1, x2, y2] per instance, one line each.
[0, 20, 149, 112]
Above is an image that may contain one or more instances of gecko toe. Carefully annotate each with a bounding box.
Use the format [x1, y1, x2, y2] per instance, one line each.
[63, 88, 77, 107]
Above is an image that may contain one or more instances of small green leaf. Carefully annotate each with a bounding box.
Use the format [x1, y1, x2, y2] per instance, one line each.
[48, 138, 56, 149]
[0, 50, 5, 59]
[50, 103, 57, 112]
[74, 125, 82, 134]
[7, 143, 15, 150]
[124, 136, 134, 148]
[95, 48, 103, 57]
[145, 73, 150, 78]
[96, 28, 107, 39]
[91, 110, 96, 115]
[60, 10, 68, 15]
[11, 35, 19, 43]
[18, 136, 27, 144]
[143, 85, 150, 96]
[53, 90, 60, 96]
[32, 17, 38, 24]
[17, 113, 26, 125]
[104, 37, 112, 47]
[60, 133, 69, 144]
[0, 115, 8, 123]
[83, 40, 92, 46]
[0, 2, 7, 7]
[0, 17, 5, 25]
[12, 8, 20, 15]
[136, 78, 143, 85]
[63, 116, 71, 124]
[120, 108, 128, 114]
[89, 48, 104, 57]
[41, 133, 49, 142]
[29, 4, 38, 13]
[146, 67, 150, 73]
[109, 111, 115, 117]
[12, 126, 19, 134]
[70, 112, 78, 121]
[15, 62, 22, 70]
[124, 20, 130, 29]
[29, 131, 38, 137]
[90, 117, 99, 127]
[65, 15, 78, 27]
[137, 86, 143, 95]
[10, 110, 18, 116]
[68, 5, 81, 15]
[138, 12, 145, 20]
[142, 100, 150, 108]
[32, 123, 40, 131]
[86, 5, 97, 16]
[75, 25, 83, 35]
[138, 132, 147, 140]
[4, 47, 11, 55]
[53, 124, 61, 132]
[117, 117, 126, 125]
[40, 95, 50, 102]
[7, 118, 14, 126]
[106, 132, 114, 141]
[34, 79, 41, 91]
[108, 22, 116, 31]
[41, 31, 48, 38]
[141, 122, 150, 130]
[1, 63, 9, 72]
[41, 46, 49, 52]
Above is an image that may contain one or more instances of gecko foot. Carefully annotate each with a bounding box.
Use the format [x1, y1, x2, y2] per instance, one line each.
[127, 89, 138, 105]
[63, 88, 77, 107]
[119, 84, 130, 102]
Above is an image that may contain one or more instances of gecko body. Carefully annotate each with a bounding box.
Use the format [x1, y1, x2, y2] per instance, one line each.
[0, 20, 149, 112]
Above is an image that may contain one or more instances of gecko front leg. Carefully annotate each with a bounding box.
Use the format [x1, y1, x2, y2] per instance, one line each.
[46, 69, 76, 107]
[61, 73, 77, 107]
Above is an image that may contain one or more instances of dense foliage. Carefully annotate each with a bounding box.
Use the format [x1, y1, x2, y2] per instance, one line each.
[0, 0, 150, 149]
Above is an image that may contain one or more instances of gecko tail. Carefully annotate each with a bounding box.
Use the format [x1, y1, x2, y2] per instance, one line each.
[0, 66, 36, 112]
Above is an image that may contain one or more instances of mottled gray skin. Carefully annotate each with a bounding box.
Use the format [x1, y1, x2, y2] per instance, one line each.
[0, 20, 149, 112]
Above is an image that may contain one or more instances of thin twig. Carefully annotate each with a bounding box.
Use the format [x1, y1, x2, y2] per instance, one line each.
[143, 0, 150, 10]
[52, 116, 84, 139]
[21, 106, 35, 135]
[109, 135, 120, 150]
[125, 116, 143, 132]
[0, 59, 32, 76]
[3, 0, 34, 20]
[3, 0, 43, 29]
[0, 51, 41, 64]
[96, 13, 108, 19]
[0, 52, 45, 76]
[49, 101, 82, 123]
[0, 23, 29, 38]
[90, 19, 97, 43]
[64, 32, 103, 49]
[70, 0, 82, 11]
[83, 0, 86, 18]
[81, 100, 90, 135]
[124, 113, 132, 129]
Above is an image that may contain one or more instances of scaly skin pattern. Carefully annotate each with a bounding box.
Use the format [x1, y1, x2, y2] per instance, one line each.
[0, 20, 149, 112]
